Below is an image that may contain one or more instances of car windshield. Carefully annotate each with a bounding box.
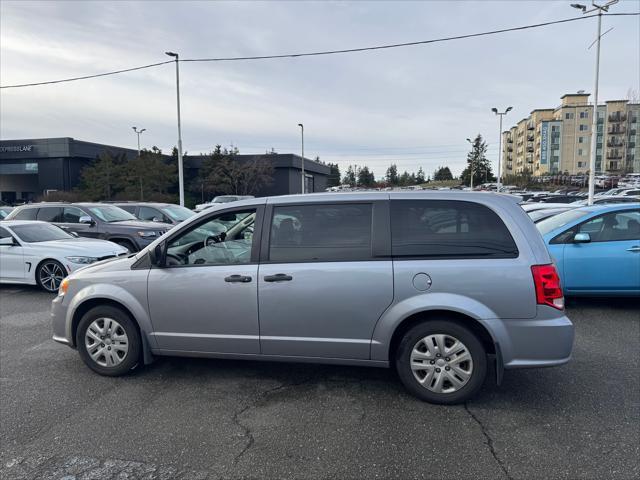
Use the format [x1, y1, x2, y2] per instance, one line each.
[11, 223, 73, 242]
[88, 206, 137, 222]
[161, 205, 194, 221]
[536, 209, 591, 236]
[0, 208, 12, 219]
[213, 196, 237, 203]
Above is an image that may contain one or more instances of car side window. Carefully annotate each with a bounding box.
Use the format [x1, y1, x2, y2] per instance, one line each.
[139, 206, 163, 222]
[0, 226, 11, 239]
[36, 207, 63, 222]
[391, 200, 518, 258]
[62, 207, 86, 223]
[268, 203, 373, 262]
[118, 205, 137, 214]
[13, 208, 37, 220]
[578, 210, 640, 242]
[165, 209, 256, 266]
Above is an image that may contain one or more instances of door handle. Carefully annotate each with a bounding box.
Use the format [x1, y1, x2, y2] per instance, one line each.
[626, 246, 640, 252]
[264, 273, 293, 282]
[224, 275, 252, 283]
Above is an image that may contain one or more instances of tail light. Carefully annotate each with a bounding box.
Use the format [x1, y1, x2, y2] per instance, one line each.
[531, 264, 564, 310]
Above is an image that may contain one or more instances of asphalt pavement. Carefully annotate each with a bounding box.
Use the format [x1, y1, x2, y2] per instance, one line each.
[0, 286, 638, 480]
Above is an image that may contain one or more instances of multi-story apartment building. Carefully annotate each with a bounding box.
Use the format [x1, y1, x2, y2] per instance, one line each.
[502, 92, 639, 176]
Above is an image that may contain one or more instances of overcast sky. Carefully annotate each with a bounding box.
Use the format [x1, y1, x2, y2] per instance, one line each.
[1, 0, 638, 179]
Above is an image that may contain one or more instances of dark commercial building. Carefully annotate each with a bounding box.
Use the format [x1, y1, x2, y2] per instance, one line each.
[0, 137, 330, 204]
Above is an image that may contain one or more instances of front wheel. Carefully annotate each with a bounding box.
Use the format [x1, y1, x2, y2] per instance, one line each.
[395, 320, 487, 404]
[76, 305, 141, 376]
[36, 260, 66, 293]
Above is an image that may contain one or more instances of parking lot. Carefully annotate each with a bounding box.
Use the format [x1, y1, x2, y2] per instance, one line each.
[0, 286, 638, 480]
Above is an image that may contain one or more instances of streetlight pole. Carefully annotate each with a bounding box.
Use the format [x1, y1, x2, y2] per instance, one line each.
[571, 0, 618, 205]
[165, 51, 185, 206]
[298, 123, 305, 194]
[466, 138, 474, 190]
[491, 107, 513, 192]
[131, 126, 146, 156]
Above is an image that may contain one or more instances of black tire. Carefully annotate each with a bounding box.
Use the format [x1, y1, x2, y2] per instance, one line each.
[36, 259, 67, 293]
[76, 305, 142, 376]
[112, 239, 137, 253]
[395, 320, 487, 404]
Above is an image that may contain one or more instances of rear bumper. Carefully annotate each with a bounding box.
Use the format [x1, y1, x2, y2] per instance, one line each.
[484, 314, 574, 369]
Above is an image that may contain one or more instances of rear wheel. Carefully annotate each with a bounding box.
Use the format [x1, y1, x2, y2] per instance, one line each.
[395, 320, 487, 404]
[76, 305, 141, 376]
[36, 260, 66, 293]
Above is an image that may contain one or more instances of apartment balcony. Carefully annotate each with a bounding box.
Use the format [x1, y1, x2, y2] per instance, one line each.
[526, 146, 534, 153]
[606, 149, 623, 160]
[527, 122, 535, 130]
[507, 146, 513, 152]
[608, 125, 626, 134]
[527, 134, 534, 141]
[608, 113, 627, 123]
[506, 137, 513, 143]
[629, 129, 637, 136]
[607, 139, 625, 148]
[506, 162, 513, 171]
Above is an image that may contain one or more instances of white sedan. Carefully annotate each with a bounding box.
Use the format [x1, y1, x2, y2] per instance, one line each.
[0, 220, 128, 293]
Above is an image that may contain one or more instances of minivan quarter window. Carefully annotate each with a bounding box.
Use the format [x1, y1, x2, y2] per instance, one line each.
[391, 200, 518, 258]
[268, 203, 373, 263]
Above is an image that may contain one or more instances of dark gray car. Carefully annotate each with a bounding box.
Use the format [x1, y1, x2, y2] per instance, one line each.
[51, 192, 574, 404]
[6, 203, 169, 252]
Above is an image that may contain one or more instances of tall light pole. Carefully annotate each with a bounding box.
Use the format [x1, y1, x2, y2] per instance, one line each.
[298, 123, 305, 194]
[571, 0, 618, 205]
[466, 138, 474, 190]
[491, 106, 513, 192]
[165, 51, 185, 206]
[131, 126, 146, 156]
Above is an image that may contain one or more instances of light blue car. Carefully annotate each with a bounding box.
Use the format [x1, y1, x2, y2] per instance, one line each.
[537, 203, 640, 296]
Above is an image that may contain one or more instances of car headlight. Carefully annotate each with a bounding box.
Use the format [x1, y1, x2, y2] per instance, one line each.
[137, 231, 158, 238]
[59, 278, 70, 296]
[65, 256, 98, 264]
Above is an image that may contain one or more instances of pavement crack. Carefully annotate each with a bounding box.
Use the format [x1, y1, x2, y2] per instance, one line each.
[231, 376, 316, 464]
[464, 402, 513, 480]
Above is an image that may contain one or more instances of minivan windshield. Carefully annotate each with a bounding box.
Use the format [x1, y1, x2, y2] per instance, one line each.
[11, 223, 73, 242]
[88, 206, 137, 222]
[536, 209, 591, 236]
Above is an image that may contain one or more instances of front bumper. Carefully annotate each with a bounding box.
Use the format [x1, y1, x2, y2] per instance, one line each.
[484, 313, 574, 369]
[51, 294, 73, 347]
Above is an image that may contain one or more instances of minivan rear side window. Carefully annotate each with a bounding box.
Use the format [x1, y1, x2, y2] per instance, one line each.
[391, 200, 518, 259]
[268, 204, 372, 262]
[12, 208, 37, 220]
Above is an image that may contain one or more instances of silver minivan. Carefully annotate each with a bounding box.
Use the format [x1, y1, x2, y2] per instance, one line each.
[51, 192, 574, 404]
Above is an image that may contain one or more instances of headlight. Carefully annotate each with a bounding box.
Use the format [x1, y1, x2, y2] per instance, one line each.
[137, 231, 157, 238]
[59, 278, 69, 296]
[65, 256, 98, 264]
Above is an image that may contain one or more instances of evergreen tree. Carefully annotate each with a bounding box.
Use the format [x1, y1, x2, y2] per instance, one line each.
[415, 167, 426, 184]
[433, 166, 453, 181]
[342, 165, 356, 186]
[385, 164, 399, 185]
[326, 163, 341, 187]
[460, 134, 494, 186]
[357, 166, 375, 187]
[79, 152, 127, 200]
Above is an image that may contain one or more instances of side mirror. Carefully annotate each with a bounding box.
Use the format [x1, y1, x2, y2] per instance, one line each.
[574, 232, 591, 243]
[0, 237, 15, 246]
[79, 215, 94, 225]
[149, 243, 165, 267]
